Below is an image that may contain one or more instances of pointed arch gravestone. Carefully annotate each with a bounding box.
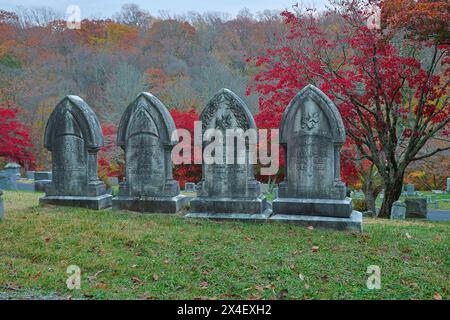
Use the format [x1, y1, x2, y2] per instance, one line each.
[112, 92, 188, 213]
[40, 96, 112, 209]
[186, 89, 271, 220]
[271, 85, 362, 231]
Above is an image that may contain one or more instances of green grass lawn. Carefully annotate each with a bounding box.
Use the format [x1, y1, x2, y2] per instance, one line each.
[0, 191, 448, 300]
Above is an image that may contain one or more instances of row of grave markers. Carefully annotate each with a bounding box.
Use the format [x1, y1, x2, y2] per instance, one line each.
[37, 85, 362, 231]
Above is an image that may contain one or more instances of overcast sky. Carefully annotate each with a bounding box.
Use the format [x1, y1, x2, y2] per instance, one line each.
[0, 0, 327, 19]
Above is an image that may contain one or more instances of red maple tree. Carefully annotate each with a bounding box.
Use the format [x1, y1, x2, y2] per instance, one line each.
[248, 0, 450, 217]
[0, 102, 35, 169]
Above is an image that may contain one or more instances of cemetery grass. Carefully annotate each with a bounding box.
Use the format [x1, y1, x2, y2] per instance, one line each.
[0, 191, 448, 300]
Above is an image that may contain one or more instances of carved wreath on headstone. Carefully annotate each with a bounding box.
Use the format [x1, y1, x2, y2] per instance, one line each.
[202, 92, 250, 133]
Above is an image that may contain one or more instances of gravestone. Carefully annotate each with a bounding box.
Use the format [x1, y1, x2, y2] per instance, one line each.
[260, 183, 269, 194]
[405, 198, 427, 219]
[34, 171, 52, 181]
[109, 177, 119, 186]
[390, 201, 406, 220]
[187, 89, 271, 220]
[112, 92, 188, 213]
[447, 178, 450, 193]
[0, 172, 17, 190]
[185, 182, 196, 193]
[26, 171, 35, 180]
[0, 190, 4, 219]
[271, 85, 362, 231]
[39, 95, 112, 209]
[406, 184, 415, 196]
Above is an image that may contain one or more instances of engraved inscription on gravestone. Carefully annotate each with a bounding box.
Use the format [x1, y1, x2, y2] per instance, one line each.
[112, 92, 187, 213]
[187, 88, 271, 220]
[39, 95, 112, 209]
[271, 85, 361, 231]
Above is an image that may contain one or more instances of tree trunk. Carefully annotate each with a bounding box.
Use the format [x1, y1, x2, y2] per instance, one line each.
[378, 173, 404, 218]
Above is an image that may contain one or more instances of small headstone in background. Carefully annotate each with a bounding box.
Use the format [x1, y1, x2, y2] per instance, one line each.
[406, 184, 415, 196]
[447, 178, 450, 193]
[26, 171, 35, 180]
[379, 193, 384, 200]
[405, 198, 427, 219]
[390, 201, 406, 220]
[272, 187, 279, 200]
[34, 171, 52, 181]
[434, 200, 439, 209]
[0, 189, 4, 219]
[185, 182, 196, 193]
[109, 177, 119, 186]
[426, 196, 432, 204]
[432, 190, 443, 194]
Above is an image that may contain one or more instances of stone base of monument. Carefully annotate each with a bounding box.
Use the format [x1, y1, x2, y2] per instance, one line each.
[39, 194, 112, 210]
[270, 211, 363, 232]
[186, 196, 272, 221]
[112, 194, 189, 213]
[272, 197, 353, 218]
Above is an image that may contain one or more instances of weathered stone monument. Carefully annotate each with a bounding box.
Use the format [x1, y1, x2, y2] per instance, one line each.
[4, 163, 21, 176]
[390, 201, 406, 220]
[406, 183, 415, 196]
[271, 85, 362, 231]
[405, 198, 427, 219]
[187, 88, 271, 220]
[112, 92, 188, 213]
[39, 95, 112, 209]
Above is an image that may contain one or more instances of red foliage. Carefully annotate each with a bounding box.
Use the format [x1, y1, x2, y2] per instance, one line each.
[98, 123, 124, 181]
[170, 108, 202, 189]
[0, 103, 35, 169]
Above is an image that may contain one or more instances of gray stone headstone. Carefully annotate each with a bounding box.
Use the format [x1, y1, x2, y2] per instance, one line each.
[0, 189, 4, 219]
[185, 182, 196, 193]
[16, 181, 34, 191]
[187, 89, 270, 220]
[406, 184, 415, 196]
[405, 198, 427, 219]
[426, 196, 432, 204]
[390, 201, 406, 220]
[34, 171, 52, 181]
[39, 95, 112, 210]
[434, 200, 439, 209]
[447, 178, 450, 193]
[112, 92, 187, 213]
[109, 177, 119, 186]
[0, 172, 17, 190]
[25, 171, 35, 180]
[271, 85, 360, 231]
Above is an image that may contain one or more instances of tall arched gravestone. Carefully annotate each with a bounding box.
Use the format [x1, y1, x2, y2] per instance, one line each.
[40, 96, 112, 209]
[112, 92, 188, 213]
[187, 89, 271, 220]
[271, 85, 362, 231]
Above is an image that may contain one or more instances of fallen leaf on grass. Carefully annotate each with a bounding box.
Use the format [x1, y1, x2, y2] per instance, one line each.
[152, 273, 159, 281]
[405, 232, 413, 239]
[304, 283, 310, 290]
[200, 281, 208, 289]
[311, 246, 319, 253]
[433, 293, 442, 300]
[307, 226, 314, 230]
[298, 273, 305, 281]
[132, 276, 143, 284]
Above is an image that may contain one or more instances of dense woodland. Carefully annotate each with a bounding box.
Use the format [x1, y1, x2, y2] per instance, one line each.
[0, 1, 449, 216]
